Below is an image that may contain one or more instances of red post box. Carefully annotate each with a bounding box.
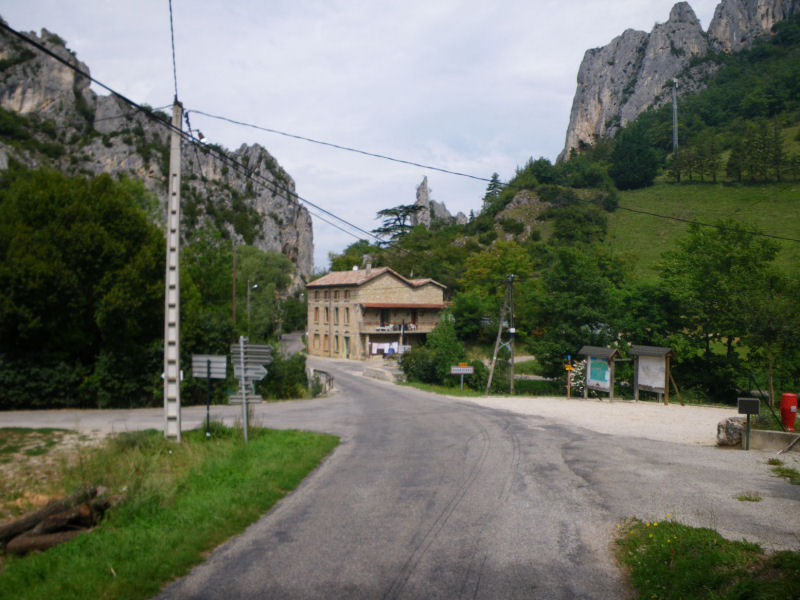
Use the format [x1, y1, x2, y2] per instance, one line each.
[780, 393, 797, 432]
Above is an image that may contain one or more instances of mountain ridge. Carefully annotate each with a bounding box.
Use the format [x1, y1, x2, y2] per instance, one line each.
[0, 20, 314, 280]
[559, 0, 800, 160]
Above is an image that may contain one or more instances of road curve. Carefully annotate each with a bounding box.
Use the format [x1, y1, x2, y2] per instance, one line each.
[154, 357, 800, 599]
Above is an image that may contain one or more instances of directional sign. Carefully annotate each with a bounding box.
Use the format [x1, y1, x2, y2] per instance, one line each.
[234, 364, 268, 381]
[191, 355, 227, 379]
[231, 355, 273, 367]
[228, 393, 263, 405]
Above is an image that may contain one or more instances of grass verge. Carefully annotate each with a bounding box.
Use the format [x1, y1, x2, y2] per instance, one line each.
[0, 424, 338, 600]
[616, 518, 800, 599]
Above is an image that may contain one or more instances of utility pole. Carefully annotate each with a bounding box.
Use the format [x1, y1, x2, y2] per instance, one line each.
[672, 78, 679, 153]
[486, 274, 516, 396]
[163, 100, 183, 441]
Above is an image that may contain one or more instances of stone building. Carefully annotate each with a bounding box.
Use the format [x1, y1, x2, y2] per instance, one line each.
[306, 265, 447, 359]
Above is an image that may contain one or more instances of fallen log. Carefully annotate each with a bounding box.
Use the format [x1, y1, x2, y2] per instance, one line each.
[29, 503, 93, 536]
[5, 530, 84, 555]
[0, 486, 96, 546]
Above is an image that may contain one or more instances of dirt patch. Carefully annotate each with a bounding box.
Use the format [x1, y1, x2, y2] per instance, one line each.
[0, 429, 103, 524]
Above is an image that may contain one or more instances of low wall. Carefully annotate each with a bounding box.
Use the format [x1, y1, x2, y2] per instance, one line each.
[748, 429, 800, 452]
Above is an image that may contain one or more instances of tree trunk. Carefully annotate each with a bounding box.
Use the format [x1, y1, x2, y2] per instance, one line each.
[0, 486, 96, 546]
[5, 530, 84, 555]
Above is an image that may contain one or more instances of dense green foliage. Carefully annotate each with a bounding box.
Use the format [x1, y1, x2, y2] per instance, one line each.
[0, 167, 165, 409]
[0, 167, 307, 409]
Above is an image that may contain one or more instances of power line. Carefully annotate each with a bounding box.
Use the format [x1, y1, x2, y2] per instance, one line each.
[168, 0, 179, 100]
[4, 20, 797, 257]
[0, 21, 385, 248]
[186, 109, 496, 185]
[616, 205, 800, 243]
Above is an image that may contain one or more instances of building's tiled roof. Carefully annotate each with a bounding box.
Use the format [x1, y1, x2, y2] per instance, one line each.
[307, 267, 446, 290]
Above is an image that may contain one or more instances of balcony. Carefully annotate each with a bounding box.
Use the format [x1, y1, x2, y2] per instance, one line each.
[360, 321, 434, 334]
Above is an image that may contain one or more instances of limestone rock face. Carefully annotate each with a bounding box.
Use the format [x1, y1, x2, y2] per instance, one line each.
[411, 176, 467, 227]
[0, 22, 313, 280]
[708, 0, 800, 52]
[559, 0, 800, 160]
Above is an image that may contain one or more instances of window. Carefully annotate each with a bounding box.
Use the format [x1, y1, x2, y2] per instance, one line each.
[324, 290, 329, 299]
[314, 307, 319, 322]
[314, 290, 319, 300]
[334, 335, 339, 353]
[344, 290, 350, 299]
[324, 307, 329, 322]
[334, 290, 339, 300]
[334, 307, 339, 324]
[345, 307, 350, 324]
[323, 334, 329, 351]
[313, 334, 320, 349]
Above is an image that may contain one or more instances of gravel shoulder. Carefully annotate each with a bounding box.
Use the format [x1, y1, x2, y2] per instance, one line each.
[454, 394, 738, 446]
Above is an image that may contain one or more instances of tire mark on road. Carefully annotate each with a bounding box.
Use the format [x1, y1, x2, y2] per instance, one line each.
[382, 425, 491, 599]
[459, 416, 522, 599]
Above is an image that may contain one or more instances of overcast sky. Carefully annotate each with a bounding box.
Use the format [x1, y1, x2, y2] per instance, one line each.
[0, 1, 721, 271]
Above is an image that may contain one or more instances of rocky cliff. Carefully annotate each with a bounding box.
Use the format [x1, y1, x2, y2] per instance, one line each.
[410, 176, 467, 227]
[0, 22, 314, 280]
[559, 0, 800, 160]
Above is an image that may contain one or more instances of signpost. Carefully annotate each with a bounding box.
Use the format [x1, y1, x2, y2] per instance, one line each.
[450, 364, 474, 392]
[191, 354, 226, 437]
[738, 397, 760, 451]
[230, 337, 272, 443]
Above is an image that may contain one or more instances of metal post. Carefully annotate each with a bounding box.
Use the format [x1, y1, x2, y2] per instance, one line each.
[163, 100, 183, 442]
[508, 275, 515, 396]
[672, 79, 679, 153]
[205, 359, 211, 437]
[239, 335, 249, 443]
[746, 414, 751, 450]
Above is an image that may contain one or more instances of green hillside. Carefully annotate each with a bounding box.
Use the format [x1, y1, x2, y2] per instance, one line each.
[607, 182, 800, 281]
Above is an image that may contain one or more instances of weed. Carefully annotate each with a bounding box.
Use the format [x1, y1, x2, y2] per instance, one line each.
[771, 465, 800, 485]
[736, 492, 763, 502]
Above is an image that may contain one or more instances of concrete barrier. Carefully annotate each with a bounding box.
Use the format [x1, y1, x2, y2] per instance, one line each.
[749, 429, 800, 452]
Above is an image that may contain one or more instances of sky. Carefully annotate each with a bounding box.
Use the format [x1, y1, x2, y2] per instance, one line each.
[0, 0, 721, 271]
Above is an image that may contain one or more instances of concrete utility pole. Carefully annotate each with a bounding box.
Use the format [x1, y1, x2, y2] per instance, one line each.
[164, 100, 183, 441]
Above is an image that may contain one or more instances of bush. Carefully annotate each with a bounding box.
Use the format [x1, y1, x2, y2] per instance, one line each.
[256, 352, 308, 400]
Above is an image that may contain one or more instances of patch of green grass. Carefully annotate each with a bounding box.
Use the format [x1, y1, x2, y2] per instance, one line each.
[0, 425, 339, 600]
[607, 182, 800, 282]
[736, 492, 762, 502]
[771, 463, 800, 485]
[616, 517, 800, 599]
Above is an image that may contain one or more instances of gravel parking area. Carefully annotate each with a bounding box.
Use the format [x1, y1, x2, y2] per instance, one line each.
[460, 395, 737, 446]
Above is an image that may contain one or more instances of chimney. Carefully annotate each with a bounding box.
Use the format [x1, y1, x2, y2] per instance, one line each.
[366, 261, 372, 276]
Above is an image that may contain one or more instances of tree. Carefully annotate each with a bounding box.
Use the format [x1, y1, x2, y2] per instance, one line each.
[460, 240, 533, 304]
[372, 204, 423, 246]
[0, 167, 164, 408]
[608, 123, 660, 190]
[528, 245, 622, 377]
[659, 219, 779, 358]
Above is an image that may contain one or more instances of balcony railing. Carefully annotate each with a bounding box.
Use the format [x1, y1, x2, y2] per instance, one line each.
[361, 322, 434, 334]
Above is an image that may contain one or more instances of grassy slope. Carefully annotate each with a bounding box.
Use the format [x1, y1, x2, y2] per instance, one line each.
[0, 427, 339, 600]
[606, 182, 800, 282]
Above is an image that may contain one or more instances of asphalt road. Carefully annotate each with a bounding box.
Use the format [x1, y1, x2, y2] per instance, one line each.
[148, 358, 800, 599]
